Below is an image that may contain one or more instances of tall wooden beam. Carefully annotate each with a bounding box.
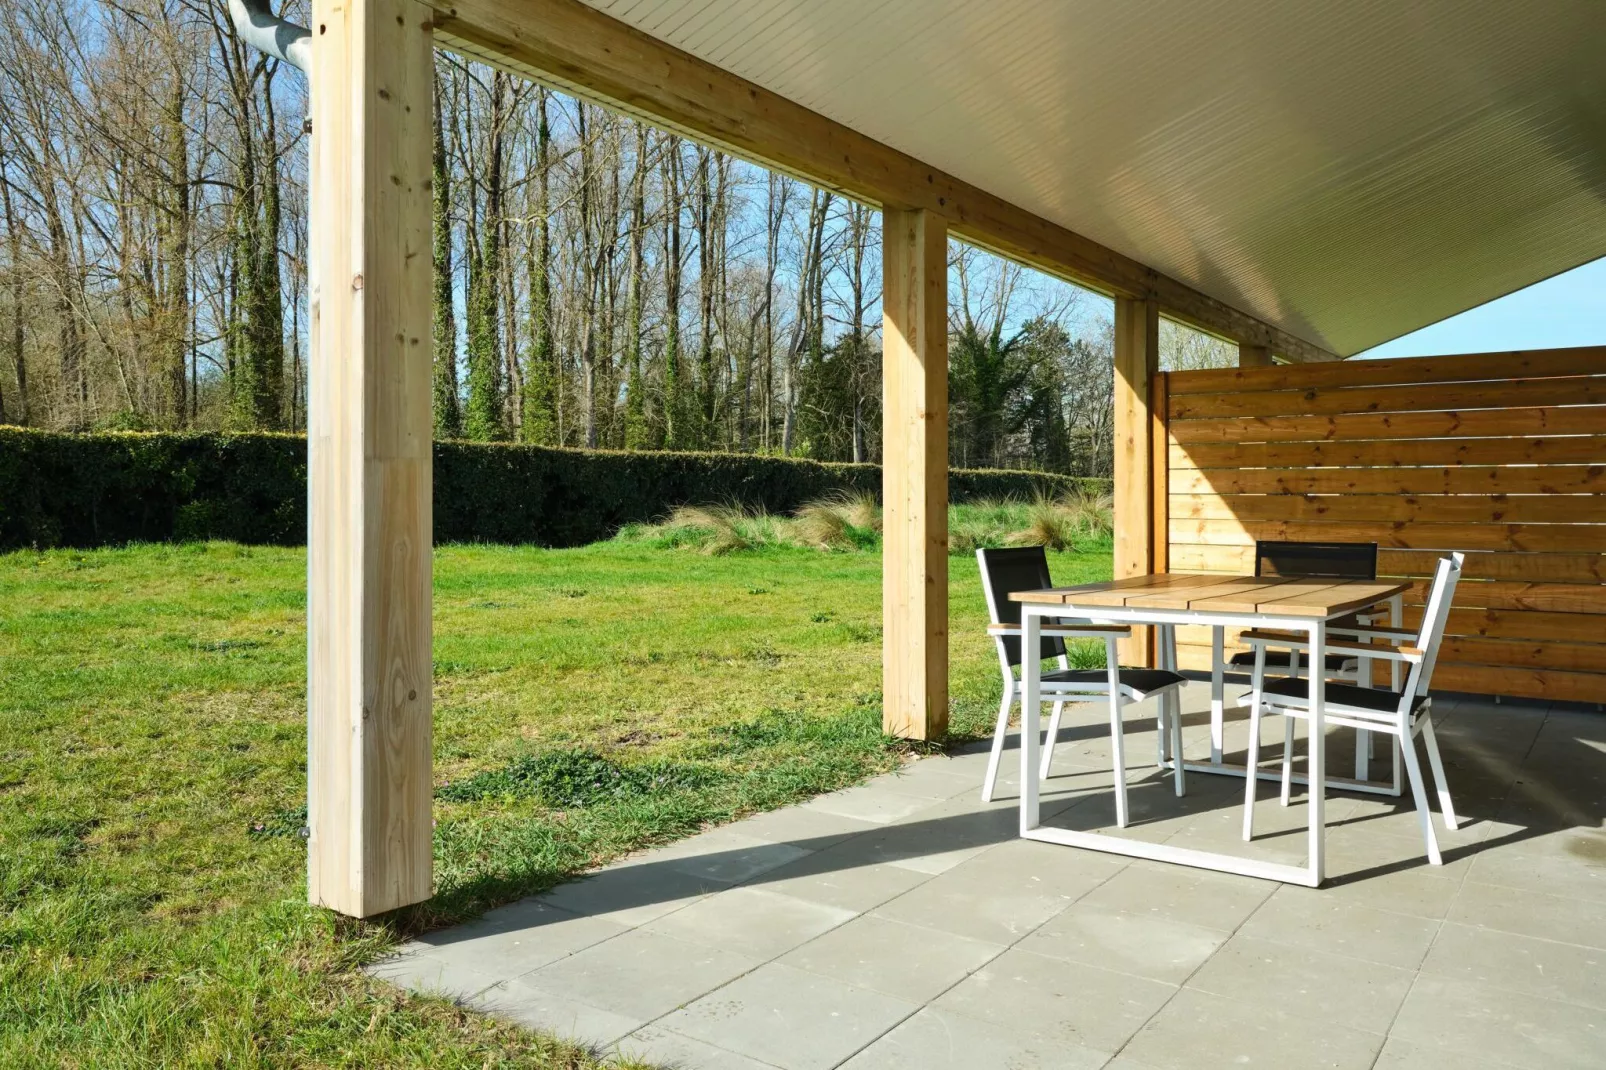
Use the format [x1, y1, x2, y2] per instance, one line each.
[1114, 297, 1160, 667]
[881, 208, 948, 741]
[1238, 343, 1274, 367]
[307, 0, 436, 918]
[423, 0, 1336, 364]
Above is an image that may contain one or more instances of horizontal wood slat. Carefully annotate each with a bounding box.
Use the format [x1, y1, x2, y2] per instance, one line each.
[1171, 494, 1606, 525]
[1169, 406, 1606, 445]
[1170, 375, 1606, 421]
[1171, 466, 1606, 496]
[1173, 437, 1606, 470]
[1172, 518, 1606, 553]
[1166, 346, 1606, 396]
[1170, 546, 1606, 583]
[1165, 347, 1606, 703]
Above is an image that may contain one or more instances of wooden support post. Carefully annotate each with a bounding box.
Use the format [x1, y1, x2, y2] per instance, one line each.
[307, 0, 436, 918]
[1114, 297, 1159, 667]
[882, 208, 948, 740]
[1238, 343, 1274, 367]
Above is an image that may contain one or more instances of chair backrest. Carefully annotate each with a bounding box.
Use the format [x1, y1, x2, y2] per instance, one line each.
[1255, 540, 1378, 580]
[1407, 552, 1465, 698]
[976, 546, 1067, 667]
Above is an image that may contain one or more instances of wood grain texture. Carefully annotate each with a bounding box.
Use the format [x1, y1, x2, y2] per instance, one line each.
[1166, 345, 1605, 395]
[880, 208, 947, 741]
[1113, 298, 1159, 664]
[1164, 348, 1606, 702]
[307, 0, 436, 918]
[1171, 465, 1606, 496]
[1172, 436, 1606, 470]
[1171, 493, 1606, 525]
[1170, 374, 1606, 421]
[1169, 405, 1606, 445]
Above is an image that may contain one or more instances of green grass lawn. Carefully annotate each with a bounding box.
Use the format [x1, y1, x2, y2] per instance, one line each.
[0, 538, 1110, 1067]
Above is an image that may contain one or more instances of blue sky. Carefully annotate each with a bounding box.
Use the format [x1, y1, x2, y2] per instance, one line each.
[1354, 257, 1606, 359]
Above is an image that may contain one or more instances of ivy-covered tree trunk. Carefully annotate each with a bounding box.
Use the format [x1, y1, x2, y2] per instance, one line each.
[521, 88, 557, 445]
[623, 125, 648, 449]
[661, 136, 683, 450]
[431, 78, 461, 439]
[464, 72, 508, 441]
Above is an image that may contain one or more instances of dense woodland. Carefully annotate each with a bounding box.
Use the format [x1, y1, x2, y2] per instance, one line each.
[0, 0, 1234, 475]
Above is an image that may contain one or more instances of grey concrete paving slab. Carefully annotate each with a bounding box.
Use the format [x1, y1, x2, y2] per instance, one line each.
[1236, 885, 1441, 970]
[534, 862, 732, 927]
[367, 689, 1603, 1069]
[405, 900, 630, 980]
[748, 851, 932, 913]
[1447, 878, 1606, 947]
[659, 962, 919, 1070]
[646, 885, 857, 959]
[1419, 922, 1606, 1010]
[1077, 859, 1274, 931]
[930, 946, 1175, 1054]
[1185, 933, 1414, 1035]
[799, 784, 937, 825]
[1118, 986, 1384, 1070]
[777, 914, 1004, 1003]
[1016, 903, 1229, 984]
[613, 1025, 785, 1070]
[837, 1005, 1110, 1070]
[469, 976, 645, 1049]
[648, 827, 816, 883]
[521, 928, 762, 1021]
[1390, 975, 1606, 1069]
[869, 848, 1093, 944]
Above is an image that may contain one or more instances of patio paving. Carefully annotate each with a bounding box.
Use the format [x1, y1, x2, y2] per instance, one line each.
[371, 685, 1606, 1069]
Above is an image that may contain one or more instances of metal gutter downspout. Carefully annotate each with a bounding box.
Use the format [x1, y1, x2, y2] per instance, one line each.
[227, 0, 311, 73]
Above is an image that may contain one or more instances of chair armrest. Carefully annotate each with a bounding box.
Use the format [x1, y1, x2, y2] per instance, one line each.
[989, 623, 1131, 638]
[1238, 630, 1422, 662]
[1327, 624, 1416, 641]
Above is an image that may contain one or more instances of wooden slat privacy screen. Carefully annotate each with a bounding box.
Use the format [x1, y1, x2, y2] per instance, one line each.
[1161, 346, 1606, 703]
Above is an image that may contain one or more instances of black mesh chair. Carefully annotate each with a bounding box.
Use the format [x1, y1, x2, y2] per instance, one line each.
[1223, 539, 1395, 787]
[977, 547, 1187, 825]
[1224, 541, 1382, 681]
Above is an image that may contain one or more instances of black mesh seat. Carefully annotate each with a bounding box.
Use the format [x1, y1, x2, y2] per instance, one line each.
[1227, 649, 1356, 673]
[1045, 667, 1187, 697]
[1251, 676, 1430, 716]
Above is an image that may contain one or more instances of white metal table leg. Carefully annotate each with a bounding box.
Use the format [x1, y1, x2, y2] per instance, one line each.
[1389, 594, 1404, 796]
[1210, 625, 1225, 764]
[1106, 635, 1129, 827]
[1020, 610, 1042, 835]
[1308, 618, 1327, 886]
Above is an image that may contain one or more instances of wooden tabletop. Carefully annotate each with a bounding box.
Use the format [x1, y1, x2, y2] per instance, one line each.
[1009, 574, 1411, 618]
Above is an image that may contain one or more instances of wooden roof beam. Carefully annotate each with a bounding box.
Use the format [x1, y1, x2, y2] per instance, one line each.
[425, 0, 1338, 363]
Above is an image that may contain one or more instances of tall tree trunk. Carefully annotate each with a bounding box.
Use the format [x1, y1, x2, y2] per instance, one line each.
[0, 148, 22, 425]
[464, 71, 508, 440]
[521, 87, 556, 444]
[158, 68, 190, 427]
[782, 188, 827, 455]
[694, 146, 715, 445]
[578, 104, 598, 447]
[431, 75, 462, 438]
[623, 125, 648, 449]
[661, 136, 683, 449]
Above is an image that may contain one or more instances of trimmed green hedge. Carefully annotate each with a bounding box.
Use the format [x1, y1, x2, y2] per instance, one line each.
[0, 428, 1108, 550]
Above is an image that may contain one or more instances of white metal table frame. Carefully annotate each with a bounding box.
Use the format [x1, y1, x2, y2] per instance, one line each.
[1018, 592, 1404, 888]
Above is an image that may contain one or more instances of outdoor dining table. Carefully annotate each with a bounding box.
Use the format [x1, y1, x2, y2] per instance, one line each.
[1012, 573, 1413, 887]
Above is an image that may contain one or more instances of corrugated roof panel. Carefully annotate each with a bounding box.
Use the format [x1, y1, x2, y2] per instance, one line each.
[584, 0, 1606, 355]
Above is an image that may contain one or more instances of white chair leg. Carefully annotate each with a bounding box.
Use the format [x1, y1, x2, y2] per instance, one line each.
[1169, 690, 1185, 797]
[1280, 716, 1295, 806]
[1040, 700, 1065, 781]
[980, 685, 1014, 803]
[1419, 714, 1459, 831]
[1398, 724, 1443, 865]
[1105, 638, 1129, 829]
[1243, 645, 1267, 840]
